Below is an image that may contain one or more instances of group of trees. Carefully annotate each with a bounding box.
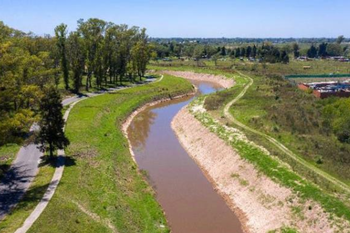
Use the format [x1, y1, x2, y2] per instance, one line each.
[229, 43, 289, 63]
[56, 18, 153, 92]
[305, 36, 347, 58]
[307, 43, 346, 58]
[0, 21, 58, 146]
[0, 19, 153, 154]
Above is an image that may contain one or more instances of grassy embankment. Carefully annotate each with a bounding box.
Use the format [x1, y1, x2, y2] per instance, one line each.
[153, 61, 350, 191]
[152, 64, 350, 228]
[24, 74, 193, 233]
[0, 75, 156, 232]
[0, 74, 145, 180]
[193, 86, 350, 227]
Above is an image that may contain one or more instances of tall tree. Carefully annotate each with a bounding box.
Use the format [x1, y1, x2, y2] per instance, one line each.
[318, 42, 328, 57]
[246, 46, 252, 58]
[36, 86, 69, 157]
[292, 43, 300, 58]
[241, 48, 246, 58]
[220, 46, 226, 56]
[307, 45, 318, 58]
[67, 32, 85, 93]
[281, 50, 289, 64]
[77, 18, 106, 91]
[54, 24, 69, 90]
[336, 35, 345, 44]
[235, 48, 241, 58]
[252, 45, 257, 58]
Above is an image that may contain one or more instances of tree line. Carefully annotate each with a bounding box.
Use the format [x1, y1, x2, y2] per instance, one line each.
[154, 42, 290, 64]
[56, 18, 153, 92]
[0, 19, 153, 149]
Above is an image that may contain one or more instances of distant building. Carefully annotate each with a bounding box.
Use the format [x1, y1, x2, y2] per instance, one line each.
[298, 80, 350, 99]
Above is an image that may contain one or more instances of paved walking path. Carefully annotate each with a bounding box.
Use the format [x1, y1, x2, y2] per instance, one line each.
[0, 96, 83, 220]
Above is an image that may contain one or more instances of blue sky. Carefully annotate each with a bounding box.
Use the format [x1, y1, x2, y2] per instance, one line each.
[0, 0, 348, 38]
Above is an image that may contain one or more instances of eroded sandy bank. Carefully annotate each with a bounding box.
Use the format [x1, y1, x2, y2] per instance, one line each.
[169, 72, 349, 233]
[163, 70, 235, 89]
[122, 90, 195, 162]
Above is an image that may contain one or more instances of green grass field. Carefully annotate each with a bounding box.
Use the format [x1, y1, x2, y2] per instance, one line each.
[0, 144, 20, 179]
[27, 74, 193, 233]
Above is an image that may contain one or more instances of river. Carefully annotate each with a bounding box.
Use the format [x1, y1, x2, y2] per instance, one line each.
[127, 80, 243, 233]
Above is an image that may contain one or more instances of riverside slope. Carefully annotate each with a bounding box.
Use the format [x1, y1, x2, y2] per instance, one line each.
[170, 71, 350, 233]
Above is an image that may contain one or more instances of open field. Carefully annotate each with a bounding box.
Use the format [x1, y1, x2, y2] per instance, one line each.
[26, 75, 193, 233]
[151, 59, 350, 76]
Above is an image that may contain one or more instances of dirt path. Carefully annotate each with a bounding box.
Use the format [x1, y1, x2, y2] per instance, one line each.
[224, 71, 350, 195]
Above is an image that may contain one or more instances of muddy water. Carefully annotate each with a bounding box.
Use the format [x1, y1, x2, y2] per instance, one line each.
[127, 80, 243, 233]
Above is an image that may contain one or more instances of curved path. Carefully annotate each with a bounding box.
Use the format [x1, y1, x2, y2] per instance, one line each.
[0, 96, 85, 220]
[0, 76, 161, 232]
[224, 71, 350, 194]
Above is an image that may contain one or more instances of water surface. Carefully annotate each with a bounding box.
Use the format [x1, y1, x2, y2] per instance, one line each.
[128, 80, 243, 233]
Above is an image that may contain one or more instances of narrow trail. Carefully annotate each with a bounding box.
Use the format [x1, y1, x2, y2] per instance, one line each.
[223, 71, 350, 195]
[13, 75, 163, 233]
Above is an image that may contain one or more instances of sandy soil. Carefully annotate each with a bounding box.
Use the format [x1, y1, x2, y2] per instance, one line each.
[167, 71, 349, 233]
[163, 71, 235, 88]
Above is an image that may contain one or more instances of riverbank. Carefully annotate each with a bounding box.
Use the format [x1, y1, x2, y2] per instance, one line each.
[24, 75, 193, 233]
[162, 70, 234, 89]
[125, 78, 244, 233]
[169, 71, 350, 232]
[122, 90, 195, 162]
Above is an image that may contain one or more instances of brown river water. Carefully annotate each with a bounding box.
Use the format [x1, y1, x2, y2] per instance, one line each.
[127, 80, 244, 233]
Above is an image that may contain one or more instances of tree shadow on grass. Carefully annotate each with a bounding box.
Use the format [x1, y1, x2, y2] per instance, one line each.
[0, 164, 11, 180]
[0, 165, 36, 220]
[0, 155, 76, 221]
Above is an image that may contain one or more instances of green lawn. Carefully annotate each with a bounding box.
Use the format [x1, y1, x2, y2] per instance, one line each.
[28, 74, 193, 233]
[0, 143, 20, 179]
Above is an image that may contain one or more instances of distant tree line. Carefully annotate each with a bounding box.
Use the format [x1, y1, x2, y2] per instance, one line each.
[306, 39, 346, 58]
[150, 37, 350, 45]
[154, 42, 290, 64]
[0, 19, 153, 147]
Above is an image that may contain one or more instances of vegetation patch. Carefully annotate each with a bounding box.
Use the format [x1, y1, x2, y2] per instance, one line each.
[188, 97, 350, 224]
[0, 143, 20, 179]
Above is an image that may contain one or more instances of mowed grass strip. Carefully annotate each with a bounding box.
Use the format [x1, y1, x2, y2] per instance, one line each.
[28, 75, 194, 233]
